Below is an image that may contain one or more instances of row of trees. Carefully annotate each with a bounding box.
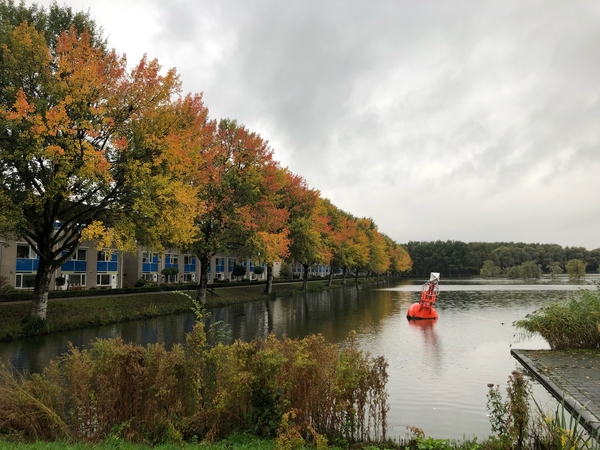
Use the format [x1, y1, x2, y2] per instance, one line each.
[406, 241, 600, 277]
[480, 258, 588, 279]
[0, 2, 411, 321]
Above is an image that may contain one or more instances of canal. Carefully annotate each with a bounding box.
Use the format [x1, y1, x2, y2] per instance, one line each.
[0, 276, 596, 440]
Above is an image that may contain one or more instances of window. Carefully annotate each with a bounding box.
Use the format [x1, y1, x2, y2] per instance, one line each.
[97, 250, 109, 262]
[15, 274, 36, 289]
[142, 252, 159, 263]
[165, 254, 179, 264]
[72, 249, 87, 261]
[97, 274, 111, 285]
[184, 255, 195, 265]
[68, 274, 86, 286]
[17, 244, 35, 259]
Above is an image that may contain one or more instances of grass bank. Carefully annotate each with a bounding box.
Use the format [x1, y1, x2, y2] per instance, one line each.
[0, 279, 375, 342]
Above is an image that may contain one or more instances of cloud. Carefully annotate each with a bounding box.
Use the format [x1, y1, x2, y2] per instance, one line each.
[29, 0, 600, 248]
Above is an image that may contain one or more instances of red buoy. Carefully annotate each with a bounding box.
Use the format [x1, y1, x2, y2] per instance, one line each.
[407, 272, 440, 320]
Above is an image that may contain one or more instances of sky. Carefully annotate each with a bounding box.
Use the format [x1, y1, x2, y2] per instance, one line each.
[29, 0, 600, 249]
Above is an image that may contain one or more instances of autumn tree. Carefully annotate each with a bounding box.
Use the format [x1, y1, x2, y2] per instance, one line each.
[384, 234, 412, 275]
[188, 119, 280, 303]
[245, 165, 291, 294]
[337, 216, 370, 284]
[361, 219, 390, 279]
[0, 15, 209, 320]
[285, 180, 331, 291]
[320, 199, 347, 287]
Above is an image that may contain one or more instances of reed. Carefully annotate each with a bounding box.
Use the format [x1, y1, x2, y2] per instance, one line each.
[514, 285, 600, 350]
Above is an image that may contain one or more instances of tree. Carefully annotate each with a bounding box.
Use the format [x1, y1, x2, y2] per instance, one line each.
[480, 260, 501, 278]
[363, 219, 390, 278]
[565, 259, 586, 279]
[546, 262, 563, 279]
[385, 237, 412, 275]
[232, 264, 246, 280]
[245, 166, 291, 294]
[188, 119, 277, 303]
[161, 267, 179, 284]
[0, 16, 209, 320]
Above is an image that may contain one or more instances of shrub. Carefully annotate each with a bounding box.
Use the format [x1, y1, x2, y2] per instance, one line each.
[515, 286, 600, 349]
[0, 326, 389, 444]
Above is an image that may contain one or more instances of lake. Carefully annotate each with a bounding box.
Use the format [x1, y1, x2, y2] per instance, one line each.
[1, 276, 596, 440]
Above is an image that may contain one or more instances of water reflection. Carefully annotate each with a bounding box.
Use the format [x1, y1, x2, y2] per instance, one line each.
[0, 278, 580, 439]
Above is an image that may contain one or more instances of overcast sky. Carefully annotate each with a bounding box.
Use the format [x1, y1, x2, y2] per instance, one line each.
[30, 1, 600, 249]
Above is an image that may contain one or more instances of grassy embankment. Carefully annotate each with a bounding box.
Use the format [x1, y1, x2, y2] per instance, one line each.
[0, 279, 365, 342]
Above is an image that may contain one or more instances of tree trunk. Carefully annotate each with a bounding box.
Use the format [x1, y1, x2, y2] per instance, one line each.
[354, 268, 359, 284]
[328, 270, 334, 287]
[342, 267, 347, 285]
[29, 258, 53, 321]
[264, 263, 274, 294]
[197, 255, 209, 304]
[302, 263, 309, 291]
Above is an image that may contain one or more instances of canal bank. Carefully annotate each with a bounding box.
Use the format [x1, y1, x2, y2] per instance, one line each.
[512, 348, 600, 435]
[0, 277, 393, 342]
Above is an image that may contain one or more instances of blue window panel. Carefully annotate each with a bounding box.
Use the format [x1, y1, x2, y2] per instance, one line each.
[152, 255, 159, 263]
[184, 264, 196, 273]
[61, 260, 75, 272]
[97, 261, 108, 272]
[228, 259, 235, 272]
[107, 261, 118, 272]
[16, 259, 34, 272]
[142, 263, 159, 273]
[74, 261, 86, 272]
[165, 263, 178, 270]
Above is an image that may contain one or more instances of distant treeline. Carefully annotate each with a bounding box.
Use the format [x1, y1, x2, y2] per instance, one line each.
[405, 241, 600, 277]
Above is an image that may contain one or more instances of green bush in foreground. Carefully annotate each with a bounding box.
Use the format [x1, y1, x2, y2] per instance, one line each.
[514, 284, 600, 350]
[0, 298, 388, 446]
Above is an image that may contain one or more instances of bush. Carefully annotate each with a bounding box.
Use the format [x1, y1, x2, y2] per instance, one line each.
[0, 327, 389, 444]
[515, 285, 600, 349]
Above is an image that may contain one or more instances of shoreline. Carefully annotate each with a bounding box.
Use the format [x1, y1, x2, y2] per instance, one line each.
[0, 277, 395, 343]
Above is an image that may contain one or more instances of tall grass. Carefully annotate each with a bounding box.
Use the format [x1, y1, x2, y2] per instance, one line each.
[514, 285, 600, 350]
[0, 310, 388, 445]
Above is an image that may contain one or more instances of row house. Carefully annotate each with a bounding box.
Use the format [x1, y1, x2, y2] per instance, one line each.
[122, 250, 274, 286]
[291, 262, 331, 278]
[0, 239, 120, 291]
[0, 237, 285, 290]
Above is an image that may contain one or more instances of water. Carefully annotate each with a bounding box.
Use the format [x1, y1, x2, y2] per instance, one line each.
[0, 276, 597, 440]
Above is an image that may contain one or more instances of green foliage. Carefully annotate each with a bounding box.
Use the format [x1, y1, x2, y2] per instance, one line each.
[566, 259, 587, 279]
[547, 262, 563, 278]
[486, 384, 509, 437]
[232, 264, 247, 278]
[253, 265, 265, 275]
[534, 397, 600, 450]
[0, 275, 10, 293]
[480, 260, 501, 278]
[506, 261, 541, 279]
[406, 241, 600, 277]
[485, 371, 531, 450]
[279, 262, 292, 279]
[515, 286, 600, 349]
